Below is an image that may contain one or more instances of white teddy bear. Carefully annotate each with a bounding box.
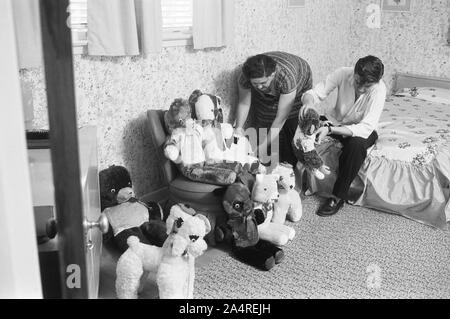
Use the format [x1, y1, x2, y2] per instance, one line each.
[251, 174, 295, 246]
[271, 163, 303, 224]
[115, 204, 211, 299]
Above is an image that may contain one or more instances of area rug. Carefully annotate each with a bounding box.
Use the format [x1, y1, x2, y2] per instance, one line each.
[194, 196, 450, 299]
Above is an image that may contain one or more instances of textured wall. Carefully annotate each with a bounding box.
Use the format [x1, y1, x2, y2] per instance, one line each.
[22, 0, 353, 195]
[20, 0, 450, 195]
[348, 0, 450, 90]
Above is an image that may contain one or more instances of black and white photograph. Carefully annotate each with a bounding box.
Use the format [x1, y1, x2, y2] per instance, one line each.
[1, 0, 449, 304]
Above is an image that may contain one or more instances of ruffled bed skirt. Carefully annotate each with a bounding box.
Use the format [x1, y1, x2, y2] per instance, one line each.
[297, 140, 450, 231]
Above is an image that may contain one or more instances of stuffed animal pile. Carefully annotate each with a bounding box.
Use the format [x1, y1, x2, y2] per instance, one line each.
[252, 174, 296, 247]
[292, 108, 331, 180]
[163, 90, 265, 186]
[115, 203, 211, 299]
[99, 165, 167, 253]
[215, 168, 302, 270]
[163, 97, 241, 186]
[214, 183, 285, 271]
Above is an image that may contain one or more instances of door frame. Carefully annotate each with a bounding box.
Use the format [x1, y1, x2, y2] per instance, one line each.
[0, 0, 42, 299]
[39, 0, 89, 298]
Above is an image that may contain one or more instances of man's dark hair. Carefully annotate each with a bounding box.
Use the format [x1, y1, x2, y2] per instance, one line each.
[354, 55, 384, 85]
[242, 54, 277, 79]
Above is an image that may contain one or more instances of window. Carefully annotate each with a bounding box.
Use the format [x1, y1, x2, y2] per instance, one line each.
[68, 0, 193, 53]
[68, 0, 87, 54]
[162, 0, 193, 46]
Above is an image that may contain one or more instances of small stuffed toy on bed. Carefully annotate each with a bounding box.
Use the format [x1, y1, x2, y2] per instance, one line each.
[292, 108, 331, 180]
[99, 165, 168, 253]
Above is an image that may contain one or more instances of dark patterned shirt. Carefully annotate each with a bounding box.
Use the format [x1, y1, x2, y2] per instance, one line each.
[238, 51, 313, 127]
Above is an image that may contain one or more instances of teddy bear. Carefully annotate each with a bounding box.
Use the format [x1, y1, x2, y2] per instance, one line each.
[163, 98, 240, 186]
[188, 89, 262, 170]
[251, 174, 295, 247]
[271, 163, 303, 224]
[115, 203, 211, 299]
[214, 182, 285, 271]
[99, 165, 168, 253]
[292, 108, 331, 180]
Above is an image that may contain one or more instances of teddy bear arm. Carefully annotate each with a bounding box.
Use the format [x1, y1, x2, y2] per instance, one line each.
[257, 224, 289, 247]
[272, 201, 289, 224]
[287, 191, 303, 222]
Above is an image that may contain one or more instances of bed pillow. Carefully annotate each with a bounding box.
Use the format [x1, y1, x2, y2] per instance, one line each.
[395, 87, 450, 105]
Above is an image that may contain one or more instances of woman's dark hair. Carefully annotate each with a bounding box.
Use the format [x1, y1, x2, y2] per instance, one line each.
[242, 54, 277, 79]
[354, 55, 384, 85]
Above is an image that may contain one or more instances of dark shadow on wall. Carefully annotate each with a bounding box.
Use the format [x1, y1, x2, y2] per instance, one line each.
[122, 113, 166, 198]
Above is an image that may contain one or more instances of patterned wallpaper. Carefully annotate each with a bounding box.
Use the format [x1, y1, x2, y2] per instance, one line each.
[20, 0, 450, 196]
[348, 0, 450, 90]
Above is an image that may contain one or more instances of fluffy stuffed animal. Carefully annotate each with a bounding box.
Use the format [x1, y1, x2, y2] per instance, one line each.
[251, 174, 295, 246]
[271, 163, 303, 224]
[292, 108, 331, 180]
[214, 183, 284, 271]
[189, 89, 260, 168]
[163, 98, 239, 186]
[188, 89, 232, 163]
[99, 165, 167, 253]
[115, 204, 211, 299]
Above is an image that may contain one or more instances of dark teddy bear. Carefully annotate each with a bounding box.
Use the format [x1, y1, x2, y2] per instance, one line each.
[99, 165, 168, 253]
[214, 183, 284, 271]
[163, 98, 242, 186]
[292, 108, 331, 180]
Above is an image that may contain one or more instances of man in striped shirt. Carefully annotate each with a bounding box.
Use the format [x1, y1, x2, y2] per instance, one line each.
[234, 51, 313, 167]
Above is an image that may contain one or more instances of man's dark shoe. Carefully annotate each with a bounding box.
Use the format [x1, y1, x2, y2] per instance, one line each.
[317, 197, 344, 217]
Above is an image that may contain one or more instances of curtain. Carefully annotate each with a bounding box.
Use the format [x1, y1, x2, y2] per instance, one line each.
[192, 0, 234, 50]
[88, 0, 162, 56]
[11, 0, 43, 69]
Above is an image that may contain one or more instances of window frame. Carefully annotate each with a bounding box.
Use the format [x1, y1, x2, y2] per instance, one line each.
[162, 0, 193, 47]
[69, 0, 194, 54]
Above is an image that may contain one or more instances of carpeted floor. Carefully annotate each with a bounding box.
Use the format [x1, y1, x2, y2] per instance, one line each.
[194, 195, 450, 299]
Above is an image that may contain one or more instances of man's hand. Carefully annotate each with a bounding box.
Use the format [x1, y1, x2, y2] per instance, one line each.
[314, 126, 329, 145]
[299, 104, 317, 120]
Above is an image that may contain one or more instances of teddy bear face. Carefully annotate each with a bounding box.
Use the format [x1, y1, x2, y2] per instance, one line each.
[99, 165, 133, 211]
[164, 98, 192, 134]
[299, 108, 320, 136]
[223, 183, 254, 218]
[165, 204, 211, 258]
[272, 163, 296, 190]
[251, 174, 280, 204]
[188, 89, 223, 123]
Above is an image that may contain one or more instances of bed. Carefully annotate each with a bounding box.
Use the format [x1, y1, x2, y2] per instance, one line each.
[299, 73, 450, 231]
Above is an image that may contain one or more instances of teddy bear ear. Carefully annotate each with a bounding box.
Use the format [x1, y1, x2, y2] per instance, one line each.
[188, 90, 203, 107]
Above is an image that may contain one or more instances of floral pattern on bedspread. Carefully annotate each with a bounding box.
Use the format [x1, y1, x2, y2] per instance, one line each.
[369, 95, 450, 166]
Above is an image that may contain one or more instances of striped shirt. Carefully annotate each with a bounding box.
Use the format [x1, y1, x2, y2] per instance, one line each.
[238, 51, 313, 127]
